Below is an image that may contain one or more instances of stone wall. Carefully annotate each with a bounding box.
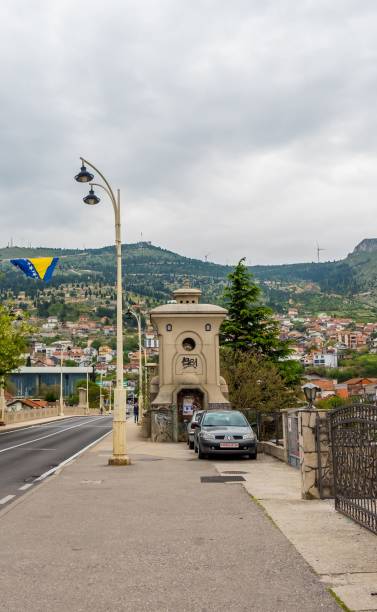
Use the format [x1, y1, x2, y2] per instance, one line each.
[298, 410, 333, 499]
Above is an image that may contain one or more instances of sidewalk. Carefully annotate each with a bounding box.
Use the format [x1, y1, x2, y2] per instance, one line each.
[0, 421, 341, 612]
[211, 454, 377, 612]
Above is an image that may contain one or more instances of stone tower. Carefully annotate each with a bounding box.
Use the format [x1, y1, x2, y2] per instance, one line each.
[149, 280, 229, 442]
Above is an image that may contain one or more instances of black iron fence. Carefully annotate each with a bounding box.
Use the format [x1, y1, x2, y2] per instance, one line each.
[330, 403, 377, 535]
[240, 410, 286, 447]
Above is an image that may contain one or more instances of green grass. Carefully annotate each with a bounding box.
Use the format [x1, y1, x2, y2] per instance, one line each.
[327, 588, 351, 611]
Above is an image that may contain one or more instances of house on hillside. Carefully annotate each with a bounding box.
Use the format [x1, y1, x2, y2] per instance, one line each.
[343, 377, 377, 398]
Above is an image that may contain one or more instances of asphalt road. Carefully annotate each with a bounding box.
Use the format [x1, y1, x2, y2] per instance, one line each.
[0, 415, 112, 505]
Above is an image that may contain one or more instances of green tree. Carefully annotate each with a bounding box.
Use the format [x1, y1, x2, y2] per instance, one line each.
[220, 259, 291, 360]
[0, 306, 33, 383]
[220, 349, 297, 418]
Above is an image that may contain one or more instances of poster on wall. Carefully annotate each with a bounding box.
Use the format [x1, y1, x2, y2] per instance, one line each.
[182, 397, 194, 415]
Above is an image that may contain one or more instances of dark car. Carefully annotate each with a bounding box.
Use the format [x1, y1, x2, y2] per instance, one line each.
[186, 410, 204, 449]
[194, 410, 257, 459]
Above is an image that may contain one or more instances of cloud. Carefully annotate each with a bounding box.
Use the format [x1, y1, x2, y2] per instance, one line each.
[1, 0, 377, 264]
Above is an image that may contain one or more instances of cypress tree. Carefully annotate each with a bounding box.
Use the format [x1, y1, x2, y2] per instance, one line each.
[220, 258, 291, 360]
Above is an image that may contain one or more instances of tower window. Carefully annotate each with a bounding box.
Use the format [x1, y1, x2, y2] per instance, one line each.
[182, 337, 196, 351]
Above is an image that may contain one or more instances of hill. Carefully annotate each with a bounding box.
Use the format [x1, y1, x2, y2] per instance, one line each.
[1, 239, 377, 318]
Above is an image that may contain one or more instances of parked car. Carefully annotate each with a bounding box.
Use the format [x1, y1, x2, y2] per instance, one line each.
[186, 411, 204, 449]
[194, 410, 257, 459]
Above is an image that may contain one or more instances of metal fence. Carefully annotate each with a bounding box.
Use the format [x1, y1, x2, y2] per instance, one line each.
[330, 403, 377, 535]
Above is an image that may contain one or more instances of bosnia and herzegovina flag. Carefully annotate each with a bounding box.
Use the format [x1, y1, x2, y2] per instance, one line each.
[10, 257, 59, 282]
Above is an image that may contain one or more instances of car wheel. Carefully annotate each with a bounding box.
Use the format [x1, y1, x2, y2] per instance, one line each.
[248, 451, 257, 460]
[198, 443, 207, 460]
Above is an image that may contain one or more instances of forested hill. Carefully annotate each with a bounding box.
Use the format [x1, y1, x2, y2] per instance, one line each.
[0, 243, 231, 303]
[0, 239, 376, 304]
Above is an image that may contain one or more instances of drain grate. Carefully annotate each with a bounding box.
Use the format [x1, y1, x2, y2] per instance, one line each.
[201, 475, 246, 483]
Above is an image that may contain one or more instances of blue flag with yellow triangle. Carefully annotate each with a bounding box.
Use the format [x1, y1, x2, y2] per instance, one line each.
[10, 257, 59, 282]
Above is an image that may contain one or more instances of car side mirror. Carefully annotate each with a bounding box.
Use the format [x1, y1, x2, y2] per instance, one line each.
[191, 422, 199, 429]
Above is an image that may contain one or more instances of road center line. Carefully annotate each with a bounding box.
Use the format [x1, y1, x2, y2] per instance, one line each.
[0, 417, 106, 455]
[0, 495, 16, 504]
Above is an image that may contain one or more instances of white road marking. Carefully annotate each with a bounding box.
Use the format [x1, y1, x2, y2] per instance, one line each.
[0, 417, 103, 455]
[0, 495, 16, 504]
[35, 429, 112, 481]
[18, 483, 33, 491]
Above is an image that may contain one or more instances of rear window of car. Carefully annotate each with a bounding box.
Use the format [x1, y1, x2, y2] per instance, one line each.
[202, 412, 249, 427]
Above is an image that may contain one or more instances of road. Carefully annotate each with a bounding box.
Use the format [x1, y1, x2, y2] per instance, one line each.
[0, 415, 112, 506]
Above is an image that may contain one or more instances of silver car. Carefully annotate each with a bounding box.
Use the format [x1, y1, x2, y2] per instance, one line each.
[186, 411, 204, 449]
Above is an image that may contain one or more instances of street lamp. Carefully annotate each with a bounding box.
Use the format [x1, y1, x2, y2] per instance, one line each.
[86, 369, 90, 415]
[302, 383, 320, 409]
[126, 306, 144, 424]
[74, 157, 130, 465]
[59, 344, 72, 417]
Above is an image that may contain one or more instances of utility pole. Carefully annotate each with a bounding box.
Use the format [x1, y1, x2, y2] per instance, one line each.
[316, 242, 325, 263]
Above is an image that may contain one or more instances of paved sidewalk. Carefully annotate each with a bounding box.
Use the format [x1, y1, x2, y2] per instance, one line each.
[212, 454, 377, 612]
[0, 422, 340, 612]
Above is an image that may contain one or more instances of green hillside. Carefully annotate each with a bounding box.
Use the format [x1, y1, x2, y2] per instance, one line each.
[1, 239, 377, 317]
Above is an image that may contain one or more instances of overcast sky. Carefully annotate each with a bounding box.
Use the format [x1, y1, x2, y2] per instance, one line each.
[1, 1, 377, 265]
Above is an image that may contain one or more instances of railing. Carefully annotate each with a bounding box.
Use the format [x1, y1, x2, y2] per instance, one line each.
[4, 405, 101, 425]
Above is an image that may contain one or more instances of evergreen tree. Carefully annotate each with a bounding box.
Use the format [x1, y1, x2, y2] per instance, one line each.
[220, 258, 291, 360]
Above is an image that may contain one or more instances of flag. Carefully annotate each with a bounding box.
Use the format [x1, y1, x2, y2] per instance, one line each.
[10, 257, 59, 282]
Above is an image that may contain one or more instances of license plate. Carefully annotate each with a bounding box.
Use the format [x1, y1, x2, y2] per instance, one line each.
[220, 442, 239, 448]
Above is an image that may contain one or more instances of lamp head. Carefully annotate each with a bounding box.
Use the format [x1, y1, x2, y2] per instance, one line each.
[302, 382, 319, 404]
[83, 186, 100, 205]
[74, 164, 94, 183]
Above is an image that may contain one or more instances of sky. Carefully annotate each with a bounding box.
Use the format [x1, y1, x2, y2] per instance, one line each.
[1, 0, 377, 266]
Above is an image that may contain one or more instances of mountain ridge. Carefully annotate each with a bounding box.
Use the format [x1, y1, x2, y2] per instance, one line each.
[1, 240, 377, 311]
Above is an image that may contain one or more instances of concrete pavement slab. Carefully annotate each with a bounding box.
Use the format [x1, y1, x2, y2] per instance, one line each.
[213, 452, 377, 611]
[0, 423, 339, 612]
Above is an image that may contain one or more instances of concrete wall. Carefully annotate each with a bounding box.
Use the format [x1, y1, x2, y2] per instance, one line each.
[258, 441, 286, 462]
[3, 405, 101, 425]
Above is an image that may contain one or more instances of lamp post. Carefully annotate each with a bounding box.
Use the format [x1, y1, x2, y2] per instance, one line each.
[74, 158, 130, 465]
[0, 383, 6, 426]
[59, 344, 71, 417]
[99, 371, 103, 414]
[126, 307, 144, 423]
[302, 383, 319, 409]
[86, 369, 90, 415]
[59, 348, 65, 417]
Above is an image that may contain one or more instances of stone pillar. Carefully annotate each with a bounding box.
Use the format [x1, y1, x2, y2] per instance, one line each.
[78, 387, 86, 413]
[298, 409, 333, 499]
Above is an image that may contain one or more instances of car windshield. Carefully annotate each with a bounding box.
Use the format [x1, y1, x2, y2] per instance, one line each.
[202, 412, 249, 427]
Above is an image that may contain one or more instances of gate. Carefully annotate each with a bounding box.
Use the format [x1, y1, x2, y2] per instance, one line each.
[330, 403, 377, 535]
[287, 411, 300, 468]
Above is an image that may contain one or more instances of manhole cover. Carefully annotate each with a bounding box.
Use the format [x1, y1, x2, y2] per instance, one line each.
[201, 475, 246, 483]
[221, 471, 248, 474]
